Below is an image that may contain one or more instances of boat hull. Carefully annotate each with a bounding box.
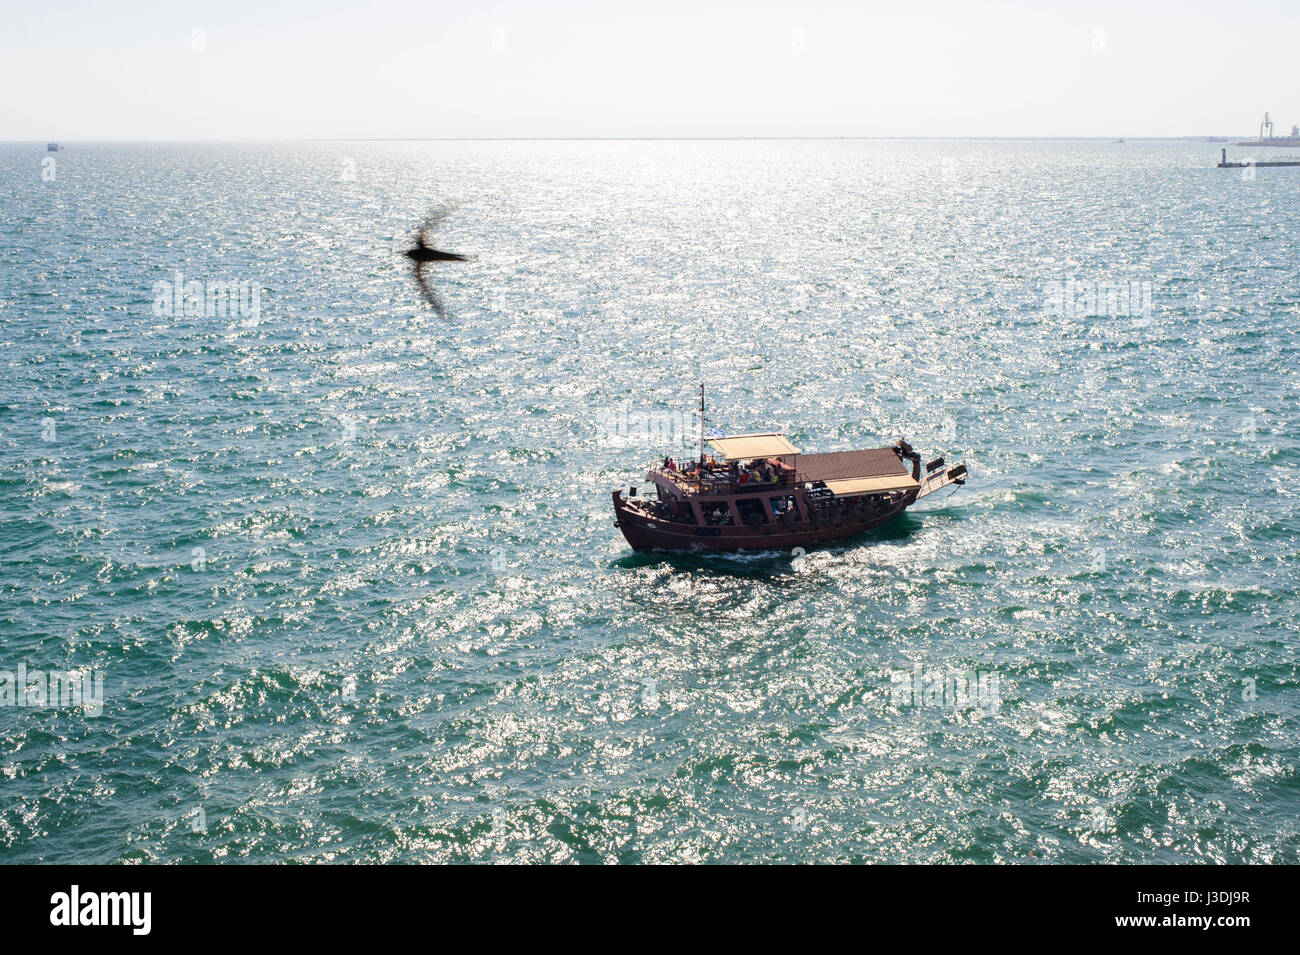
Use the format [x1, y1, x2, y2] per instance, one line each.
[612, 490, 917, 553]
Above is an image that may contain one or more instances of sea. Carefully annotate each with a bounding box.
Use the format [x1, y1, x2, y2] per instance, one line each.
[1, 139, 1297, 863]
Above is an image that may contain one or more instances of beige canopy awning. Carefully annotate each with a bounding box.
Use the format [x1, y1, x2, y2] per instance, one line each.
[708, 433, 800, 461]
[825, 474, 920, 496]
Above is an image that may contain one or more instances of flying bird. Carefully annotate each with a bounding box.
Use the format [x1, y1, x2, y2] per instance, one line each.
[404, 207, 468, 318]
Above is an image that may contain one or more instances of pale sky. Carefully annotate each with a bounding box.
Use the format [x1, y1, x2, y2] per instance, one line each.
[2, 0, 1297, 140]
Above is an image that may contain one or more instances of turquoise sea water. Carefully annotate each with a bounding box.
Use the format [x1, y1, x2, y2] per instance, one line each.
[1, 139, 1297, 863]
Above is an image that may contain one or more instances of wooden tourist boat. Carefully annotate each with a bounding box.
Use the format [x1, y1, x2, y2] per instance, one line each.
[612, 388, 967, 553]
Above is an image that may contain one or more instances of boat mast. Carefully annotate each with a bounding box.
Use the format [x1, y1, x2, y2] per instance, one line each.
[698, 383, 706, 470]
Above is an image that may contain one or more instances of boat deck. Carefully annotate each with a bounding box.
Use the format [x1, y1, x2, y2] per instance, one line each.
[650, 465, 795, 497]
[649, 445, 913, 498]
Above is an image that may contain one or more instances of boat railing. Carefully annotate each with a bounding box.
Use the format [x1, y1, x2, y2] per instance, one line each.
[647, 467, 803, 496]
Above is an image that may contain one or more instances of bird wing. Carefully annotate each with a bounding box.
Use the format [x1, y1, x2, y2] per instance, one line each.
[413, 262, 446, 319]
[416, 204, 455, 248]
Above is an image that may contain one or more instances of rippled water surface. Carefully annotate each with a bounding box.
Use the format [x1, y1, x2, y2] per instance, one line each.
[1, 139, 1297, 863]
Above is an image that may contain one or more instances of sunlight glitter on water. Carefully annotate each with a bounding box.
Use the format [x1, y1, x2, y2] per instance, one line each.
[0, 139, 1296, 862]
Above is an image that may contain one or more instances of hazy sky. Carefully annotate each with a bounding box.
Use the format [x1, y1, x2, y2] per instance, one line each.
[3, 0, 1297, 139]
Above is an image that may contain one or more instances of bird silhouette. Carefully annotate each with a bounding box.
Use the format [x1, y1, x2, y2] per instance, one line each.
[404, 206, 468, 318]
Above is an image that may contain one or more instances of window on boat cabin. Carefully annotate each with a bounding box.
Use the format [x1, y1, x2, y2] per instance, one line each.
[735, 497, 769, 526]
[770, 494, 800, 520]
[667, 496, 696, 524]
[653, 485, 696, 523]
[700, 501, 733, 526]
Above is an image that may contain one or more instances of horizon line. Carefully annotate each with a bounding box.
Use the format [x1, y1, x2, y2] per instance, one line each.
[8, 135, 1242, 144]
